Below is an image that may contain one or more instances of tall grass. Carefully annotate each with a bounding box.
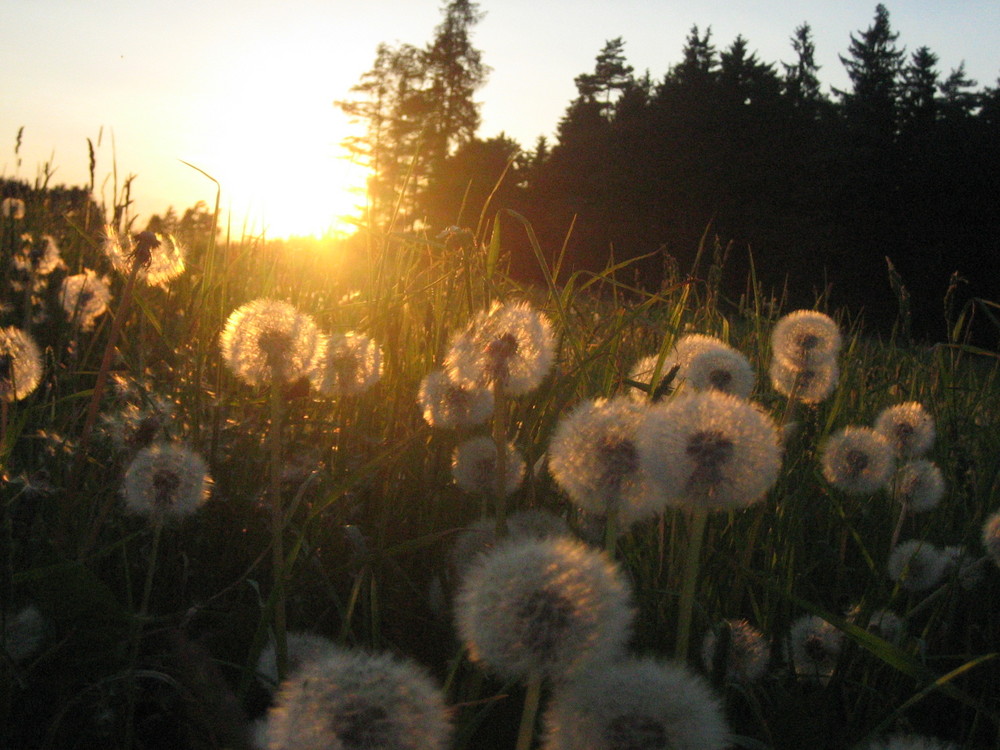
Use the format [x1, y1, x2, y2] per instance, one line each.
[1, 145, 999, 750]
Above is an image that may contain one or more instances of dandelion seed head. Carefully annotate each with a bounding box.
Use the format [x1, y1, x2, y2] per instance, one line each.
[263, 648, 451, 750]
[848, 606, 906, 644]
[418, 369, 494, 428]
[448, 509, 572, 580]
[861, 734, 958, 750]
[771, 310, 842, 368]
[220, 298, 325, 387]
[674, 334, 755, 398]
[2, 604, 49, 664]
[2, 197, 26, 220]
[892, 459, 945, 512]
[257, 631, 338, 691]
[887, 540, 949, 593]
[14, 234, 63, 276]
[103, 224, 185, 287]
[627, 353, 671, 402]
[637, 391, 781, 511]
[786, 614, 842, 684]
[943, 545, 984, 590]
[875, 402, 935, 458]
[541, 657, 730, 750]
[122, 442, 211, 520]
[0, 326, 42, 402]
[768, 356, 839, 404]
[701, 619, 770, 685]
[982, 510, 1000, 569]
[821, 426, 895, 494]
[451, 436, 525, 497]
[60, 270, 112, 331]
[312, 332, 383, 397]
[455, 536, 633, 681]
[445, 300, 555, 395]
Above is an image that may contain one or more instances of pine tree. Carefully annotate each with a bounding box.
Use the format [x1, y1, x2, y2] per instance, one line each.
[574, 37, 635, 119]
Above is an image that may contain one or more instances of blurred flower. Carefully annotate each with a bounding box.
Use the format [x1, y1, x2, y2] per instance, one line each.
[891, 459, 945, 513]
[0, 326, 43, 402]
[636, 391, 781, 511]
[700, 618, 770, 685]
[2, 197, 26, 220]
[860, 735, 958, 750]
[768, 356, 839, 404]
[445, 300, 555, 395]
[312, 331, 382, 397]
[887, 540, 949, 593]
[875, 402, 935, 458]
[455, 536, 633, 681]
[103, 225, 186, 287]
[786, 614, 842, 685]
[548, 397, 660, 525]
[451, 435, 525, 497]
[943, 545, 984, 590]
[821, 426, 894, 495]
[418, 369, 494, 428]
[448, 509, 572, 581]
[848, 606, 906, 644]
[982, 510, 1000, 569]
[770, 309, 842, 369]
[220, 298, 325, 387]
[256, 631, 338, 690]
[59, 269, 112, 331]
[14, 234, 64, 276]
[262, 647, 451, 750]
[2, 604, 49, 663]
[122, 442, 212, 521]
[541, 656, 729, 750]
[673, 334, 756, 398]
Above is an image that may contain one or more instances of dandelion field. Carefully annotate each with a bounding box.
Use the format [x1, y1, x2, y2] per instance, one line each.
[2, 170, 1000, 750]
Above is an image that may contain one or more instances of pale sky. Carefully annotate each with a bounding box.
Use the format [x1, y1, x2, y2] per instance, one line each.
[4, 1, 998, 238]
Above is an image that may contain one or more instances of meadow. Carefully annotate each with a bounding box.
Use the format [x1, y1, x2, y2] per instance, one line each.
[1, 169, 999, 750]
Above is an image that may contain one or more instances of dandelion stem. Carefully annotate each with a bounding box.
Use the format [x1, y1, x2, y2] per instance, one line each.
[269, 378, 289, 681]
[492, 383, 509, 538]
[515, 671, 543, 750]
[889, 502, 908, 551]
[675, 508, 708, 662]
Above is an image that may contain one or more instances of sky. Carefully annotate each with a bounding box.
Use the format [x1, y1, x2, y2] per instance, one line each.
[4, 0, 999, 239]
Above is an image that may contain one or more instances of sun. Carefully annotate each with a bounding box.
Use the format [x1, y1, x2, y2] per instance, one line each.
[189, 50, 371, 240]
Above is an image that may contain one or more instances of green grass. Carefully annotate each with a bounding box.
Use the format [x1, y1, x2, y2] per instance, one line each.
[1, 163, 999, 750]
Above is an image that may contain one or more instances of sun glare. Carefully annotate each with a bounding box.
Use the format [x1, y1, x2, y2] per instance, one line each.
[191, 50, 370, 240]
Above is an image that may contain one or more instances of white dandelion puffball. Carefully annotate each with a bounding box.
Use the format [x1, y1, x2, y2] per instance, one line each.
[220, 298, 325, 387]
[103, 225, 186, 287]
[451, 435, 525, 497]
[448, 508, 573, 580]
[14, 234, 63, 276]
[312, 331, 382, 397]
[892, 459, 945, 513]
[541, 656, 730, 750]
[673, 334, 756, 398]
[418, 369, 494, 428]
[60, 270, 112, 331]
[627, 353, 673, 402]
[769, 356, 839, 404]
[982, 510, 1000, 569]
[256, 631, 338, 690]
[455, 536, 634, 682]
[821, 426, 895, 495]
[122, 443, 212, 520]
[786, 614, 843, 685]
[771, 309, 842, 369]
[0, 326, 43, 402]
[2, 197, 26, 219]
[262, 647, 452, 750]
[636, 390, 782, 511]
[875, 401, 935, 458]
[548, 397, 660, 524]
[848, 606, 906, 645]
[701, 618, 771, 685]
[445, 300, 556, 395]
[887, 540, 949, 593]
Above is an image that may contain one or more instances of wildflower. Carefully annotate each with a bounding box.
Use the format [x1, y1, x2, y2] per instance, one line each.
[541, 656, 730, 750]
[769, 356, 839, 404]
[220, 298, 325, 387]
[891, 459, 945, 513]
[982, 509, 1000, 569]
[448, 509, 573, 580]
[786, 614, 843, 685]
[821, 426, 895, 495]
[2, 604, 49, 663]
[673, 334, 756, 398]
[312, 331, 382, 397]
[257, 631, 338, 690]
[262, 647, 452, 750]
[770, 309, 842, 369]
[2, 197, 26, 220]
[860, 735, 958, 750]
[887, 540, 949, 593]
[875, 402, 935, 458]
[451, 435, 525, 497]
[636, 390, 782, 511]
[0, 326, 43, 402]
[700, 618, 770, 685]
[103, 224, 186, 287]
[122, 442, 212, 521]
[455, 536, 633, 681]
[548, 397, 661, 525]
[60, 270, 112, 331]
[418, 369, 494, 428]
[14, 234, 63, 276]
[445, 300, 556, 395]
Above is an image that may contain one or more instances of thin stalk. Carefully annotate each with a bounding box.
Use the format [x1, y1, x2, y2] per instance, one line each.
[492, 383, 509, 538]
[515, 672, 543, 750]
[269, 377, 289, 681]
[675, 509, 709, 663]
[889, 501, 909, 551]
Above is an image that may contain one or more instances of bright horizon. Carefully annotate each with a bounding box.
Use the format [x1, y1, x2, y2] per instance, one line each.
[4, 0, 999, 239]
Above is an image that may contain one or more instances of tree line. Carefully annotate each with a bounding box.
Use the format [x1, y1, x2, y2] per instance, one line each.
[340, 3, 1000, 339]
